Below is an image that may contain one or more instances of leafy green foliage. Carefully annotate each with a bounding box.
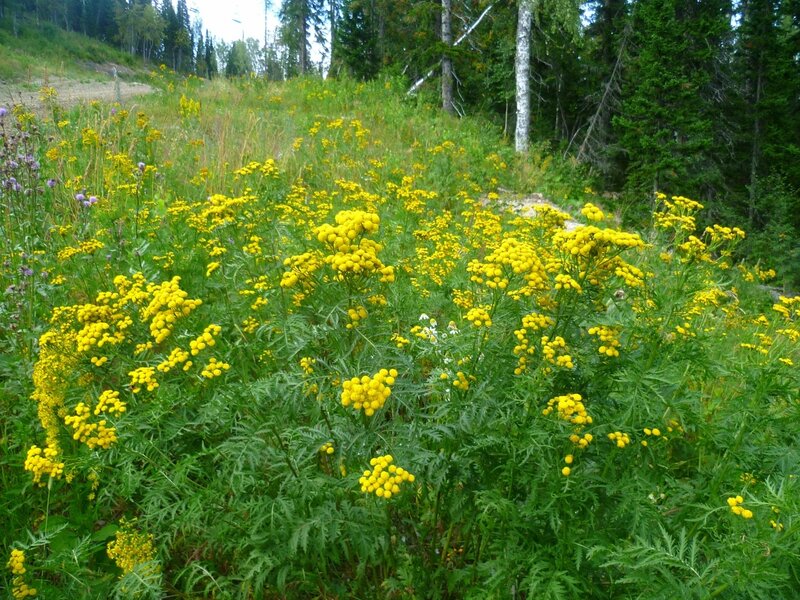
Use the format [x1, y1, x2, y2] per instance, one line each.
[0, 74, 798, 599]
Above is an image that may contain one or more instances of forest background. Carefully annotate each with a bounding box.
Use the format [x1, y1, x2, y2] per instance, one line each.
[1, 0, 798, 282]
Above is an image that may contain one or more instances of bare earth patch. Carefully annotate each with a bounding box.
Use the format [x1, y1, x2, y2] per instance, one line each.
[0, 73, 155, 114]
[482, 189, 581, 230]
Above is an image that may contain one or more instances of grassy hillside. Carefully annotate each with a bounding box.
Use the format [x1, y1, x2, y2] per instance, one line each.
[0, 19, 143, 82]
[1, 73, 798, 599]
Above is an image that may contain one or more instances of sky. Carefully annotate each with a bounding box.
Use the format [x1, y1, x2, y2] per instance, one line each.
[187, 0, 280, 45]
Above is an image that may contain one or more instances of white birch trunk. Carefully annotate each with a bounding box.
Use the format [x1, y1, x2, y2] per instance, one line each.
[515, 0, 533, 153]
[442, 0, 455, 114]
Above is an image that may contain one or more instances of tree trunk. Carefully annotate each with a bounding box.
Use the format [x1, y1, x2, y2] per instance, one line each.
[749, 57, 763, 222]
[329, 0, 336, 70]
[299, 2, 308, 73]
[407, 2, 496, 96]
[515, 0, 533, 153]
[441, 0, 455, 114]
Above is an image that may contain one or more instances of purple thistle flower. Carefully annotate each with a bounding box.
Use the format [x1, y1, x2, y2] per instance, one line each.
[88, 195, 98, 205]
[0, 107, 7, 118]
[47, 178, 57, 188]
[75, 192, 86, 202]
[20, 266, 34, 277]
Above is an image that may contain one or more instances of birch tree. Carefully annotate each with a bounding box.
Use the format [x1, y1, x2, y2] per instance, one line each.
[441, 0, 455, 113]
[515, 0, 533, 152]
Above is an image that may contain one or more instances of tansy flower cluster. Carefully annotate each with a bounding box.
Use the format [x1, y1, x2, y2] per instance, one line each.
[346, 305, 368, 329]
[128, 366, 158, 393]
[201, 357, 230, 379]
[359, 455, 415, 499]
[300, 357, 316, 375]
[562, 454, 574, 476]
[704, 224, 746, 244]
[23, 444, 64, 484]
[6, 549, 36, 599]
[341, 368, 398, 416]
[316, 209, 379, 246]
[608, 431, 631, 448]
[513, 312, 555, 374]
[141, 277, 202, 344]
[412, 213, 464, 287]
[465, 305, 492, 328]
[106, 520, 159, 575]
[528, 204, 571, 233]
[640, 427, 662, 446]
[391, 333, 410, 348]
[677, 236, 710, 262]
[588, 325, 621, 357]
[452, 371, 472, 391]
[75, 303, 131, 353]
[189, 324, 221, 355]
[466, 236, 547, 295]
[387, 176, 438, 214]
[554, 225, 645, 260]
[90, 355, 109, 367]
[56, 238, 104, 262]
[280, 252, 323, 289]
[613, 260, 646, 288]
[773, 295, 800, 321]
[554, 272, 582, 292]
[541, 336, 574, 369]
[282, 210, 395, 291]
[581, 202, 606, 222]
[653, 194, 704, 233]
[157, 347, 192, 373]
[727, 495, 753, 519]
[315, 210, 395, 281]
[319, 441, 335, 455]
[205, 261, 220, 277]
[325, 237, 394, 281]
[64, 403, 118, 449]
[543, 393, 592, 425]
[7, 549, 26, 575]
[569, 432, 594, 448]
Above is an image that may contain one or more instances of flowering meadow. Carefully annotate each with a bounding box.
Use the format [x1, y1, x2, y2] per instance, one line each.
[1, 74, 799, 599]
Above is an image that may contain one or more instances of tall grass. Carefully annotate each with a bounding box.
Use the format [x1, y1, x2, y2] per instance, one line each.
[1, 74, 798, 599]
[0, 19, 140, 82]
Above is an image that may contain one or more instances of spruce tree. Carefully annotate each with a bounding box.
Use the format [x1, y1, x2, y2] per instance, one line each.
[335, 0, 379, 79]
[205, 31, 218, 78]
[279, 0, 324, 74]
[613, 0, 731, 200]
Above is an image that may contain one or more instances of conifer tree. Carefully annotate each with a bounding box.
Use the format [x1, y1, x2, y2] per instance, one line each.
[335, 0, 379, 79]
[279, 0, 324, 74]
[205, 31, 218, 77]
[613, 0, 731, 199]
[175, 0, 193, 71]
[731, 0, 800, 205]
[160, 0, 179, 67]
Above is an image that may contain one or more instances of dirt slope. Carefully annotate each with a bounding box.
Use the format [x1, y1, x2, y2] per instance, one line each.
[0, 74, 155, 114]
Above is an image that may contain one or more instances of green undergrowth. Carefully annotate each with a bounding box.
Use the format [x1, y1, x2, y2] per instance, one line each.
[1, 75, 798, 599]
[0, 19, 143, 83]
